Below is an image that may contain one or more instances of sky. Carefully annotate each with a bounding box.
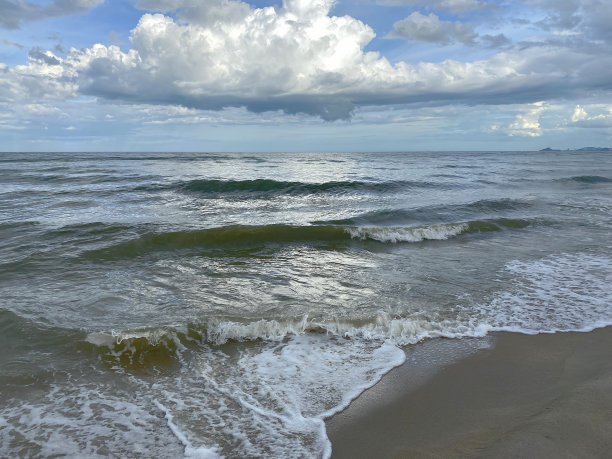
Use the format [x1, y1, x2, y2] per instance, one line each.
[1, 0, 612, 152]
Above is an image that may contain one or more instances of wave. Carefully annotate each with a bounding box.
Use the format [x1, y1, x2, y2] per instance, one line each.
[0, 309, 85, 362]
[84, 313, 489, 370]
[346, 219, 529, 243]
[0, 221, 39, 231]
[346, 223, 468, 242]
[82, 219, 531, 259]
[135, 178, 438, 196]
[83, 251, 612, 371]
[556, 175, 611, 184]
[314, 199, 533, 226]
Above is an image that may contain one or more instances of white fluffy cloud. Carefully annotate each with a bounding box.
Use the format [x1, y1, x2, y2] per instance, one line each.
[507, 101, 546, 137]
[570, 104, 612, 128]
[2, 0, 612, 122]
[571, 105, 588, 122]
[0, 52, 76, 104]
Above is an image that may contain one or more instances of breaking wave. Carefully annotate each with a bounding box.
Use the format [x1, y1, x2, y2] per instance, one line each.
[314, 199, 534, 225]
[83, 251, 612, 372]
[82, 219, 531, 258]
[84, 312, 489, 370]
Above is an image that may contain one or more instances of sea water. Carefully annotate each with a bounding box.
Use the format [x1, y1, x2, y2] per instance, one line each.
[0, 151, 611, 457]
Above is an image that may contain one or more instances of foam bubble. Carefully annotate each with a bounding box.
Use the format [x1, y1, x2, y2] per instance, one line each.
[154, 401, 223, 459]
[0, 379, 185, 457]
[117, 334, 406, 458]
[345, 223, 468, 243]
[482, 252, 612, 334]
[203, 313, 489, 346]
[206, 315, 310, 344]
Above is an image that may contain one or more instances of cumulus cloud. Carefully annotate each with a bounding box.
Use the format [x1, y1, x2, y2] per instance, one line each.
[570, 104, 612, 128]
[388, 12, 477, 45]
[571, 104, 587, 122]
[507, 101, 546, 136]
[0, 0, 104, 29]
[28, 48, 62, 66]
[0, 53, 76, 104]
[2, 0, 612, 121]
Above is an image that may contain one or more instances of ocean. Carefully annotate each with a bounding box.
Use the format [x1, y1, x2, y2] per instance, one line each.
[1, 150, 611, 457]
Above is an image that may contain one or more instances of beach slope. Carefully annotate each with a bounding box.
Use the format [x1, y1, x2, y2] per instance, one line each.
[327, 327, 612, 458]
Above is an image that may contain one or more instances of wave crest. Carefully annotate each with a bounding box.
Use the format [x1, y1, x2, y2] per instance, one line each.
[82, 219, 531, 259]
[137, 178, 433, 197]
[557, 175, 611, 184]
[346, 223, 468, 242]
[84, 312, 491, 370]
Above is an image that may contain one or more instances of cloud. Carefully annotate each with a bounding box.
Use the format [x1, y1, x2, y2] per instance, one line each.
[522, 0, 612, 42]
[28, 48, 62, 66]
[507, 101, 545, 136]
[378, 0, 495, 14]
[570, 104, 612, 128]
[525, 0, 582, 31]
[0, 54, 76, 104]
[2, 0, 612, 122]
[571, 104, 587, 122]
[388, 12, 477, 45]
[3, 39, 25, 49]
[22, 103, 66, 116]
[480, 33, 511, 48]
[135, 0, 252, 25]
[0, 0, 104, 29]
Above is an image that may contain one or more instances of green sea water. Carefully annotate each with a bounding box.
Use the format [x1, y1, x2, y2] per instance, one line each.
[0, 151, 611, 457]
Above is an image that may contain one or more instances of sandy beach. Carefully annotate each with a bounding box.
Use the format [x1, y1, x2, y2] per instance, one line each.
[327, 327, 612, 458]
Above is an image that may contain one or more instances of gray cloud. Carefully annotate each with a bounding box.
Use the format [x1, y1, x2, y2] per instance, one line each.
[2, 0, 612, 122]
[388, 12, 477, 45]
[3, 39, 24, 49]
[28, 48, 62, 65]
[522, 0, 612, 42]
[0, 0, 103, 29]
[480, 33, 511, 48]
[136, 0, 252, 25]
[388, 12, 510, 49]
[378, 0, 497, 14]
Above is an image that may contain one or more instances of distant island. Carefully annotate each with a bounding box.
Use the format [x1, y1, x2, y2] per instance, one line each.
[540, 147, 612, 151]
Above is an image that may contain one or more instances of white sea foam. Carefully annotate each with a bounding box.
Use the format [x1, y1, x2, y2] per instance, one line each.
[154, 400, 223, 459]
[481, 252, 612, 334]
[80, 325, 408, 458]
[345, 223, 469, 243]
[0, 379, 185, 458]
[206, 315, 311, 344]
[182, 334, 407, 458]
[29, 252, 612, 458]
[201, 313, 490, 346]
[80, 334, 405, 458]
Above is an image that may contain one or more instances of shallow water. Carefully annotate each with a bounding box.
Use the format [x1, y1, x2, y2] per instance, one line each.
[1, 151, 611, 457]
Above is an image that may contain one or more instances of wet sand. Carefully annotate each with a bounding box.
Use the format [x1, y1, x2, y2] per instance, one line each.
[327, 327, 612, 458]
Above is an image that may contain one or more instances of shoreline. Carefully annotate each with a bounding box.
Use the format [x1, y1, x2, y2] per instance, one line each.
[326, 327, 612, 458]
